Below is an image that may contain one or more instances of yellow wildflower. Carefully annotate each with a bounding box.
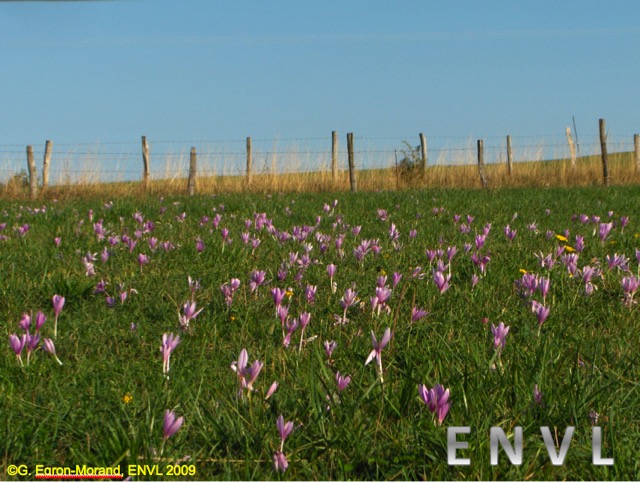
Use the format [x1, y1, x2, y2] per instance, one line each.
[555, 234, 568, 242]
[519, 269, 527, 274]
[123, 394, 133, 404]
[564, 245, 575, 253]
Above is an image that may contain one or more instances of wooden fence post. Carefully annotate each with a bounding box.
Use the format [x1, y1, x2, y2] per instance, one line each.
[599, 118, 609, 187]
[506, 135, 513, 176]
[246, 137, 253, 186]
[477, 139, 488, 189]
[347, 132, 357, 192]
[26, 145, 37, 199]
[141, 136, 150, 191]
[419, 132, 427, 173]
[331, 131, 338, 181]
[634, 134, 639, 174]
[42, 140, 53, 190]
[187, 147, 197, 196]
[565, 127, 577, 170]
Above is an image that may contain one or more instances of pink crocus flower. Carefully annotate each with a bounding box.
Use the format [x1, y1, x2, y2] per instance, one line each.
[432, 270, 451, 294]
[327, 264, 337, 293]
[271, 287, 286, 308]
[411, 306, 429, 323]
[163, 410, 184, 440]
[365, 327, 392, 383]
[231, 348, 263, 395]
[282, 318, 298, 348]
[340, 287, 358, 310]
[160, 333, 181, 376]
[531, 300, 550, 326]
[42, 338, 63, 365]
[491, 322, 510, 350]
[418, 383, 451, 425]
[276, 415, 294, 451]
[265, 381, 279, 400]
[52, 294, 65, 338]
[137, 253, 149, 268]
[598, 222, 613, 243]
[504, 224, 517, 241]
[533, 384, 543, 405]
[9, 333, 26, 365]
[324, 340, 337, 361]
[335, 371, 351, 392]
[273, 451, 289, 473]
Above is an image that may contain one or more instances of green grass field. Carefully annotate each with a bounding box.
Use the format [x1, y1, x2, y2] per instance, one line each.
[1, 186, 639, 480]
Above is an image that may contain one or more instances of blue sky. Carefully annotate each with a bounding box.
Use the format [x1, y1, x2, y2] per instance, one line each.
[1, 1, 640, 174]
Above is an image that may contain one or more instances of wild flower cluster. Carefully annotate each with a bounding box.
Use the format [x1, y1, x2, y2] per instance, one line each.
[2, 192, 638, 476]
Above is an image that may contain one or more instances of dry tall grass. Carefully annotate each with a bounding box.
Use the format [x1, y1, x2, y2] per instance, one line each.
[1, 150, 638, 201]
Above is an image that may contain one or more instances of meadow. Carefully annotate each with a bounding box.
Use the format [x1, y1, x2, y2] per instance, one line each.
[1, 185, 640, 480]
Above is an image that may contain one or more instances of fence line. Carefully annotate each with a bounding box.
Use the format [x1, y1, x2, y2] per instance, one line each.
[2, 121, 639, 196]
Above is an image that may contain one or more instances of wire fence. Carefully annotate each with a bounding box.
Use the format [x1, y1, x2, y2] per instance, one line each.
[0, 132, 638, 186]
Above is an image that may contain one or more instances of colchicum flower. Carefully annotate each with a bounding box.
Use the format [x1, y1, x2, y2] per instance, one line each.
[163, 409, 184, 440]
[365, 327, 392, 383]
[52, 294, 65, 338]
[419, 383, 451, 425]
[160, 333, 180, 376]
[491, 322, 510, 351]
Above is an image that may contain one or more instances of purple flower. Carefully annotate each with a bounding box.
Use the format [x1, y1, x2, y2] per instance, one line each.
[335, 371, 351, 392]
[265, 381, 279, 400]
[277, 414, 294, 450]
[52, 294, 65, 338]
[180, 301, 203, 330]
[163, 410, 184, 440]
[19, 313, 31, 331]
[531, 300, 550, 326]
[598, 222, 613, 242]
[271, 287, 286, 308]
[491, 322, 510, 350]
[533, 384, 543, 405]
[9, 333, 26, 363]
[34, 311, 46, 331]
[365, 327, 392, 382]
[418, 383, 451, 424]
[371, 286, 392, 316]
[42, 338, 63, 365]
[249, 270, 267, 293]
[538, 277, 550, 302]
[53, 294, 65, 318]
[411, 306, 429, 323]
[621, 275, 640, 306]
[160, 333, 180, 376]
[273, 451, 289, 473]
[504, 224, 517, 241]
[282, 317, 298, 348]
[231, 348, 263, 394]
[432, 270, 451, 294]
[324, 340, 337, 361]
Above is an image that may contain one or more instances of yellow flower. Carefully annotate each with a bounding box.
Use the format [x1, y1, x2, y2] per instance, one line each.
[123, 394, 133, 404]
[380, 269, 387, 276]
[519, 269, 527, 274]
[285, 289, 294, 298]
[230, 315, 236, 321]
[555, 234, 568, 242]
[564, 245, 575, 253]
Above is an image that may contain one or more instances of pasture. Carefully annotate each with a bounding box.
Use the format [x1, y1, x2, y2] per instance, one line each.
[1, 185, 639, 480]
